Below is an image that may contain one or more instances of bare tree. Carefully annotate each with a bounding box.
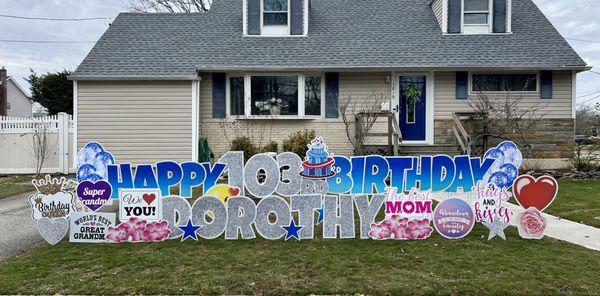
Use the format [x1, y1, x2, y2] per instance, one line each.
[576, 104, 595, 135]
[29, 121, 51, 176]
[338, 93, 388, 155]
[129, 0, 212, 13]
[466, 75, 549, 157]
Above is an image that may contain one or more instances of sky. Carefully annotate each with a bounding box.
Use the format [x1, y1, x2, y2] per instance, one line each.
[0, 0, 599, 106]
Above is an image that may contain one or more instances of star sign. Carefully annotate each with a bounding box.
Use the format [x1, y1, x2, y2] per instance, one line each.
[282, 218, 303, 241]
[316, 208, 324, 224]
[482, 215, 509, 241]
[178, 219, 201, 241]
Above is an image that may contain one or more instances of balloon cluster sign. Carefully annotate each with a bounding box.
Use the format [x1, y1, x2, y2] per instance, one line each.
[28, 138, 558, 244]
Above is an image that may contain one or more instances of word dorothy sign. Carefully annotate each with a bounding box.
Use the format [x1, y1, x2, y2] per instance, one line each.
[30, 138, 559, 244]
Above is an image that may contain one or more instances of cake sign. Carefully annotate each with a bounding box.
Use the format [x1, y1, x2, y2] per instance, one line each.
[299, 137, 335, 179]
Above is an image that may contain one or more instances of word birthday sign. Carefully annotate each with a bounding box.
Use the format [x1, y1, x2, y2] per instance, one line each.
[29, 138, 560, 244]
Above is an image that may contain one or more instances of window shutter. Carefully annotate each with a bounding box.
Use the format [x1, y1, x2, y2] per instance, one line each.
[290, 0, 304, 35]
[493, 0, 507, 33]
[456, 72, 468, 100]
[212, 73, 226, 118]
[247, 0, 261, 35]
[540, 71, 553, 99]
[325, 73, 339, 118]
[447, 0, 462, 34]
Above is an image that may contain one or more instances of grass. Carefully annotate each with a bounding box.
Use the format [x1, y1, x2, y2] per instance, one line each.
[0, 175, 36, 199]
[0, 224, 598, 295]
[0, 174, 76, 199]
[0, 179, 599, 294]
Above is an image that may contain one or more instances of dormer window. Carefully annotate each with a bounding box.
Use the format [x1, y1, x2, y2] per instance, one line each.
[263, 0, 289, 35]
[245, 0, 307, 36]
[436, 0, 510, 34]
[463, 0, 490, 34]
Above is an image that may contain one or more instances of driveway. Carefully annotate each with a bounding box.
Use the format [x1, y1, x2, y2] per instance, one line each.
[0, 191, 43, 261]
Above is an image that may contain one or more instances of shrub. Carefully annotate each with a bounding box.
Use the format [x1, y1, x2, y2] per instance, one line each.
[261, 141, 279, 153]
[283, 130, 316, 156]
[230, 136, 258, 161]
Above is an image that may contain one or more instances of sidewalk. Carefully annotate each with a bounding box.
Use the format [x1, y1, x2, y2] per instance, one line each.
[0, 191, 43, 260]
[432, 192, 600, 252]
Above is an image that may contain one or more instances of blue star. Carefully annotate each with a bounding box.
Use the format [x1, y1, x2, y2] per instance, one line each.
[316, 208, 324, 224]
[178, 219, 201, 241]
[282, 219, 303, 241]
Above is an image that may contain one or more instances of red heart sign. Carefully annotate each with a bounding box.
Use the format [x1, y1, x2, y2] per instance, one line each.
[229, 187, 240, 197]
[512, 175, 558, 212]
[142, 193, 156, 205]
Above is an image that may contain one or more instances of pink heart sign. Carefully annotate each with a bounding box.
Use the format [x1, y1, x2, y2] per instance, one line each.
[512, 175, 558, 212]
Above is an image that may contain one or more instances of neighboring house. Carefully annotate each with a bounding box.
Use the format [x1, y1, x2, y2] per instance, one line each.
[0, 68, 33, 117]
[70, 0, 588, 168]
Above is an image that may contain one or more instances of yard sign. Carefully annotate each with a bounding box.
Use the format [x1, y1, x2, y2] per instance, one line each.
[28, 138, 558, 244]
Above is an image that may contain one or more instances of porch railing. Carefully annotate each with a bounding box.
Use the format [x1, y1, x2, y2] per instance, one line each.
[452, 112, 487, 156]
[356, 111, 402, 156]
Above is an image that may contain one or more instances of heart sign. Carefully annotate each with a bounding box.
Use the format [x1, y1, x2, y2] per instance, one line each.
[77, 181, 112, 212]
[37, 217, 69, 245]
[143, 194, 156, 205]
[512, 175, 558, 212]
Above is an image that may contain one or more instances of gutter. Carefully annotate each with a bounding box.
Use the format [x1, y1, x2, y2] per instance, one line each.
[195, 65, 592, 73]
[68, 75, 200, 81]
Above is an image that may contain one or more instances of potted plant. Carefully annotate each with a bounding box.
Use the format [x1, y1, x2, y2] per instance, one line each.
[269, 97, 283, 115]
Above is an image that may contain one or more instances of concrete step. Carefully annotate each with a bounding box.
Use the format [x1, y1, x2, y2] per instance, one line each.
[397, 144, 460, 156]
[362, 144, 462, 156]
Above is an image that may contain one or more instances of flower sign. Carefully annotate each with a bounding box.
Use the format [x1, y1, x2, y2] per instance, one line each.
[30, 139, 558, 245]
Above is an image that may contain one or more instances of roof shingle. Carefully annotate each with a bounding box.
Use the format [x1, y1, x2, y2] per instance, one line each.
[72, 0, 588, 79]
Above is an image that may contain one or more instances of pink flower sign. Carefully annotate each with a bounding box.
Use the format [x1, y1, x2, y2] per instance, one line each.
[107, 218, 171, 243]
[517, 207, 547, 239]
[368, 214, 433, 240]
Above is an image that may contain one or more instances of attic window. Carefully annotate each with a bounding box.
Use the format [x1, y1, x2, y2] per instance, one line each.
[262, 0, 290, 35]
[445, 0, 510, 34]
[463, 0, 490, 33]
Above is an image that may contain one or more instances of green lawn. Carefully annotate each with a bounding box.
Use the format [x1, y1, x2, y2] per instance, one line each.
[0, 175, 36, 199]
[0, 179, 599, 294]
[0, 224, 598, 295]
[520, 180, 600, 228]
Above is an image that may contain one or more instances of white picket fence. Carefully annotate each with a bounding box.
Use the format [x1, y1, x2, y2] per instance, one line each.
[0, 113, 74, 174]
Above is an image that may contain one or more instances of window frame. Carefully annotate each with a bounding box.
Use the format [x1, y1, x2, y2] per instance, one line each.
[260, 0, 291, 36]
[468, 72, 541, 94]
[461, 0, 493, 34]
[225, 73, 326, 119]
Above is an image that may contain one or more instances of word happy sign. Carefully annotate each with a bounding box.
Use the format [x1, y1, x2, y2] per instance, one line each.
[33, 139, 558, 244]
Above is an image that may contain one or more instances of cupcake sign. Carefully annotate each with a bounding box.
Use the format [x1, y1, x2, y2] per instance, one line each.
[299, 137, 335, 179]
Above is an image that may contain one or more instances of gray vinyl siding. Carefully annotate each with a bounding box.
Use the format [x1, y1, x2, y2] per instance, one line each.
[433, 71, 574, 119]
[77, 81, 193, 165]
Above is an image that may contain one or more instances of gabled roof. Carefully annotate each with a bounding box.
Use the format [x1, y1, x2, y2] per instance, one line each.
[7, 77, 31, 99]
[71, 0, 588, 79]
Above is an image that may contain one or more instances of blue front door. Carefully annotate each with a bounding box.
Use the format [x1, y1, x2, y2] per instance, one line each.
[398, 76, 426, 141]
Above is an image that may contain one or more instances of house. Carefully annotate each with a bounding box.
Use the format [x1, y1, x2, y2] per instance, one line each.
[0, 68, 33, 117]
[70, 0, 588, 169]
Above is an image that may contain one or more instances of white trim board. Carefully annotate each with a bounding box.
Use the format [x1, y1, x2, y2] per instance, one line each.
[72, 81, 78, 169]
[192, 80, 200, 161]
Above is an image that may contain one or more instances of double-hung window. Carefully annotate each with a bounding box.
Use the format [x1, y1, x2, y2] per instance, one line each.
[227, 74, 324, 118]
[262, 0, 289, 35]
[463, 0, 491, 34]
